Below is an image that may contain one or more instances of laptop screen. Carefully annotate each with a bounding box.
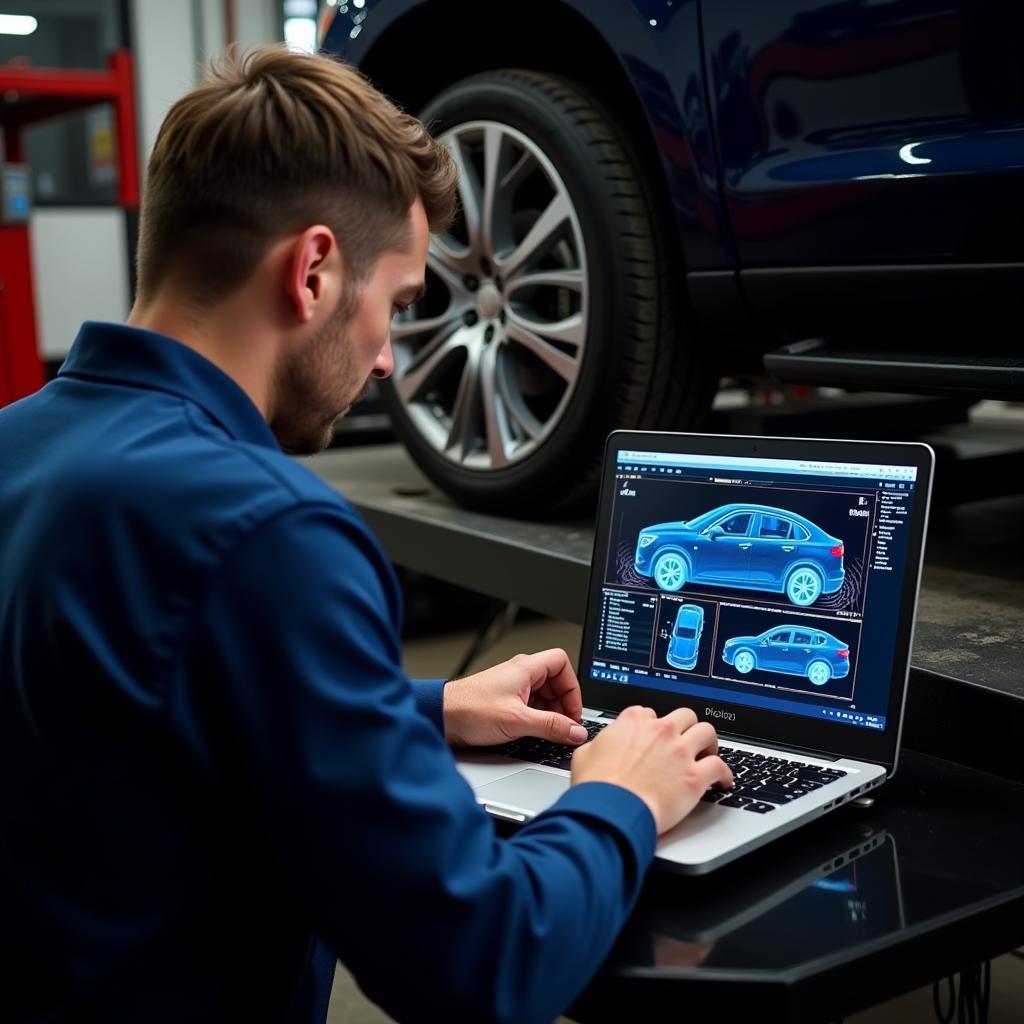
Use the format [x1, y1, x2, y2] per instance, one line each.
[579, 433, 933, 766]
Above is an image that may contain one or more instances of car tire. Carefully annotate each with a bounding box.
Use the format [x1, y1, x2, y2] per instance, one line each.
[381, 69, 715, 515]
[807, 660, 833, 686]
[652, 551, 688, 592]
[785, 566, 824, 606]
[733, 649, 756, 674]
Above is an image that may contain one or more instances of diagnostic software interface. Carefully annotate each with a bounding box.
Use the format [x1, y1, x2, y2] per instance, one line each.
[584, 448, 921, 732]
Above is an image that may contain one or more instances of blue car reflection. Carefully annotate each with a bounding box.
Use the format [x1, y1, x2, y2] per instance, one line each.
[666, 604, 704, 671]
[722, 626, 850, 686]
[635, 503, 844, 606]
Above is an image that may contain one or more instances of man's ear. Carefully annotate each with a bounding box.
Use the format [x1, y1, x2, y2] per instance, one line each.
[285, 225, 340, 324]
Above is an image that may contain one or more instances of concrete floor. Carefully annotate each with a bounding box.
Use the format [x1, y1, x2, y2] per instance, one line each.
[326, 616, 1024, 1024]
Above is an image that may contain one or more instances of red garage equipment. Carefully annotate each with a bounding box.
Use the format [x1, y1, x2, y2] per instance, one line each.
[0, 49, 138, 406]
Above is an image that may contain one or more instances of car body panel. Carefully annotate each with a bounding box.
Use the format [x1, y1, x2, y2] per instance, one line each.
[704, 0, 1024, 266]
[634, 503, 843, 604]
[322, 0, 1024, 390]
[722, 626, 851, 683]
[666, 603, 705, 670]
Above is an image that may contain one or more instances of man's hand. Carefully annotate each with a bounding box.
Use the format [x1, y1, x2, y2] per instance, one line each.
[571, 706, 733, 835]
[443, 648, 588, 748]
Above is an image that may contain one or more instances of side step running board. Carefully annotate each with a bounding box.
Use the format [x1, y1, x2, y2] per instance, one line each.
[765, 339, 1024, 398]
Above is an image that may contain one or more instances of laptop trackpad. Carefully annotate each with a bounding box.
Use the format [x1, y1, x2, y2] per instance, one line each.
[476, 769, 570, 814]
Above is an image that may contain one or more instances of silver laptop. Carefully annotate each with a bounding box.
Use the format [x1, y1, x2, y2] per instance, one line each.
[456, 431, 934, 874]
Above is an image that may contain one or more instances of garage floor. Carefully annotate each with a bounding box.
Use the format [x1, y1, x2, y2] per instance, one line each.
[325, 400, 1024, 1022]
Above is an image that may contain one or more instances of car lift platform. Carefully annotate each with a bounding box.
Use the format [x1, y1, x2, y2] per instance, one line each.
[309, 422, 1024, 781]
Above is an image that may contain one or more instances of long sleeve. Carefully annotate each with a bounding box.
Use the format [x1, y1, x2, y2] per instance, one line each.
[174, 503, 655, 1024]
[409, 677, 447, 732]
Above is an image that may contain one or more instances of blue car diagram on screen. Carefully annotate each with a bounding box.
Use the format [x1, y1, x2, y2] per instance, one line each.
[722, 626, 851, 686]
[634, 504, 845, 606]
[666, 603, 704, 671]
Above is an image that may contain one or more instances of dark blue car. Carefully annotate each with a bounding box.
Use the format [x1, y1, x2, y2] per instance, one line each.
[722, 626, 850, 686]
[635, 503, 844, 605]
[321, 1, 1024, 514]
[666, 603, 704, 670]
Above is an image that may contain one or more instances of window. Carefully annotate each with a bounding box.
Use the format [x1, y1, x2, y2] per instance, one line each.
[769, 630, 792, 645]
[759, 515, 791, 540]
[792, 631, 813, 644]
[718, 513, 752, 536]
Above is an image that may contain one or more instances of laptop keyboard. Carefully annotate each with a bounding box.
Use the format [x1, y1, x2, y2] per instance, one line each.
[486, 730, 847, 815]
[485, 719, 609, 771]
[703, 746, 848, 814]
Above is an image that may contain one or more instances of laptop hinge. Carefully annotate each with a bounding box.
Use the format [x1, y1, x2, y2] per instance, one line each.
[720, 733, 841, 762]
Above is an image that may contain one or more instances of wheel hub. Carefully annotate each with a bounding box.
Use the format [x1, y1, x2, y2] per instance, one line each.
[476, 282, 502, 320]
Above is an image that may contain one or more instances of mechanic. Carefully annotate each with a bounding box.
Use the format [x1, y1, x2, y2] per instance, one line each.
[0, 46, 731, 1024]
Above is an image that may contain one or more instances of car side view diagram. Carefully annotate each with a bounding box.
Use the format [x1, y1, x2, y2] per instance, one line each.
[722, 627, 851, 686]
[666, 604, 704, 671]
[634, 504, 844, 606]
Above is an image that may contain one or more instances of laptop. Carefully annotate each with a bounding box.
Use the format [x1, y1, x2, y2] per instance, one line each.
[456, 431, 934, 873]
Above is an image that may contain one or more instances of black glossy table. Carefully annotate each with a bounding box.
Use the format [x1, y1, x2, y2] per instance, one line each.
[570, 751, 1024, 1022]
[307, 442, 1024, 1022]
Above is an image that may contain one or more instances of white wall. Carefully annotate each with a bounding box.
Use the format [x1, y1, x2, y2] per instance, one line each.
[233, 0, 280, 53]
[132, 0, 200, 170]
[30, 209, 131, 358]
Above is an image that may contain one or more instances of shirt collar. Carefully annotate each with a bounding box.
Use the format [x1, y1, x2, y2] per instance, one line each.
[59, 321, 280, 450]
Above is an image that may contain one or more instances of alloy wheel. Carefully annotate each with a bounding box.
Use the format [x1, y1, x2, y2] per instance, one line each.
[787, 568, 823, 605]
[390, 121, 589, 470]
[808, 660, 832, 686]
[653, 553, 686, 591]
[734, 650, 755, 674]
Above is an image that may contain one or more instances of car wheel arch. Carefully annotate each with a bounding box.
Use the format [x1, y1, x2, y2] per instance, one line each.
[355, 3, 674, 216]
[733, 647, 757, 673]
[650, 545, 693, 574]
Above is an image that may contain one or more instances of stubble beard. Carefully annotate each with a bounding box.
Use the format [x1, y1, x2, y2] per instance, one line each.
[270, 294, 362, 456]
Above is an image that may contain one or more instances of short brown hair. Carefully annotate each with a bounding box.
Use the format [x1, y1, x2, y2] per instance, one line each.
[136, 45, 457, 305]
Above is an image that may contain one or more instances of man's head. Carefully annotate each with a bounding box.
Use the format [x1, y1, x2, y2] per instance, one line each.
[135, 46, 457, 452]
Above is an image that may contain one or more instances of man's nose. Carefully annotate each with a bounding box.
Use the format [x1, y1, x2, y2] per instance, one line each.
[372, 335, 394, 379]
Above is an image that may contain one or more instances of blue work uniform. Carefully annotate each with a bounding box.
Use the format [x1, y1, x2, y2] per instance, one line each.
[0, 322, 656, 1024]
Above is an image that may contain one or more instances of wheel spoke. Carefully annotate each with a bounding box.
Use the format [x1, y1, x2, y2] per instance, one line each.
[431, 232, 477, 278]
[426, 242, 470, 296]
[447, 135, 483, 256]
[480, 342, 511, 467]
[495, 192, 571, 282]
[495, 348, 544, 440]
[505, 319, 581, 383]
[395, 326, 469, 403]
[445, 341, 484, 460]
[391, 311, 458, 341]
[505, 268, 585, 295]
[480, 124, 504, 259]
[507, 308, 585, 348]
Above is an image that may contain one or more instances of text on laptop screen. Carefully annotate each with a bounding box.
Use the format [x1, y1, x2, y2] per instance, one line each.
[583, 449, 921, 732]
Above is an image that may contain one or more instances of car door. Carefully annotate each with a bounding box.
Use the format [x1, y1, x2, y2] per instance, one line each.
[748, 512, 799, 584]
[702, 0, 1024, 338]
[790, 629, 817, 673]
[695, 510, 755, 583]
[761, 628, 793, 671]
